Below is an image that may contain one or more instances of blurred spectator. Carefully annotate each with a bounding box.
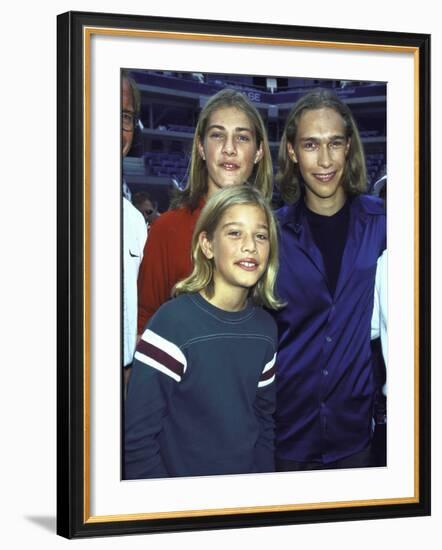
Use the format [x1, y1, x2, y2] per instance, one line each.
[121, 71, 147, 389]
[132, 191, 160, 228]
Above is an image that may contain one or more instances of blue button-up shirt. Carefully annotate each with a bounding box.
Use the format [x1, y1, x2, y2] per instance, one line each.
[272, 195, 386, 464]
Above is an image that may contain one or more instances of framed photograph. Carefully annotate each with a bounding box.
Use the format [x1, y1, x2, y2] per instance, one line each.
[57, 11, 431, 539]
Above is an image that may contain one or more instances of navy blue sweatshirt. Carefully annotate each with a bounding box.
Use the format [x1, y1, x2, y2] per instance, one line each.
[124, 292, 277, 479]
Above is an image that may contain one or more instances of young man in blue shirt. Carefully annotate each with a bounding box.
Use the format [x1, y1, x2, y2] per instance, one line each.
[273, 89, 386, 471]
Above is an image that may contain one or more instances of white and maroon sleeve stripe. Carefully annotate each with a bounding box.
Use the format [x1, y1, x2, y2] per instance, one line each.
[258, 353, 276, 388]
[134, 329, 187, 382]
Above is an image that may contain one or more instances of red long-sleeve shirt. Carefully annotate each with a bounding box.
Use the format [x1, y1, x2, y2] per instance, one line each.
[137, 202, 204, 334]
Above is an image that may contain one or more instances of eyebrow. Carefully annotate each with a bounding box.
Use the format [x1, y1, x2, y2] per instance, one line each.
[299, 134, 346, 142]
[222, 221, 269, 230]
[207, 124, 253, 133]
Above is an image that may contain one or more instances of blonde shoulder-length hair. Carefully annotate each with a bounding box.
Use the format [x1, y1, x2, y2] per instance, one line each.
[173, 185, 284, 310]
[276, 88, 367, 204]
[172, 88, 273, 211]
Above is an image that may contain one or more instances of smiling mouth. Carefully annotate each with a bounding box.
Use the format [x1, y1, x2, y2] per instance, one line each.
[236, 259, 258, 271]
[220, 162, 240, 171]
[313, 172, 336, 183]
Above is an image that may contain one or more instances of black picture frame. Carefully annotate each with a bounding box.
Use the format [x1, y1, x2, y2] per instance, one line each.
[57, 10, 431, 539]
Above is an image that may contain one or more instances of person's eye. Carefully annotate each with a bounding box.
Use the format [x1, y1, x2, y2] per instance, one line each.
[256, 233, 269, 241]
[303, 141, 317, 151]
[209, 132, 223, 139]
[227, 230, 241, 237]
[330, 139, 346, 149]
[237, 134, 251, 142]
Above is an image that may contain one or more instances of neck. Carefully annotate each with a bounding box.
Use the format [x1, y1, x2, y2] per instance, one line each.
[205, 182, 217, 201]
[305, 189, 347, 216]
[200, 288, 248, 312]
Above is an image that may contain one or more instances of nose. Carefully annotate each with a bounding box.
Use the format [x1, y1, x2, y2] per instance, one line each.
[318, 144, 332, 168]
[241, 234, 257, 253]
[222, 135, 236, 156]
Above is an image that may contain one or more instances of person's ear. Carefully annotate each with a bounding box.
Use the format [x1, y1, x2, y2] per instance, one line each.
[197, 137, 206, 161]
[287, 142, 298, 164]
[199, 231, 214, 259]
[254, 142, 264, 164]
[345, 137, 351, 157]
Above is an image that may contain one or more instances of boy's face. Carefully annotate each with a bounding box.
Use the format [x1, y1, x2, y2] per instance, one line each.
[287, 107, 350, 206]
[200, 204, 270, 299]
[198, 107, 263, 199]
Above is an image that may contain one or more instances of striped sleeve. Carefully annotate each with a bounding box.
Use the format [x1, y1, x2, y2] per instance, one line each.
[135, 328, 187, 383]
[258, 352, 276, 388]
[254, 348, 276, 473]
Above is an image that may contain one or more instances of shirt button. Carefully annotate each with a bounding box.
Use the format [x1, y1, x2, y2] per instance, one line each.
[320, 402, 326, 408]
[322, 369, 329, 376]
[326, 336, 332, 343]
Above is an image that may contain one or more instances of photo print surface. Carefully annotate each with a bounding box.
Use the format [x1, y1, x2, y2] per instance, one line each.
[121, 68, 387, 481]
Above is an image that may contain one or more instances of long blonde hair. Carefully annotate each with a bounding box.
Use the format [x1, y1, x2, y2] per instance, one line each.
[173, 186, 284, 310]
[172, 89, 273, 211]
[277, 88, 367, 204]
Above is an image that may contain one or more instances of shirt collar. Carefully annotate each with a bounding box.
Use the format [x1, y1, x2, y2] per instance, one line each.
[277, 194, 384, 233]
[277, 201, 304, 233]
